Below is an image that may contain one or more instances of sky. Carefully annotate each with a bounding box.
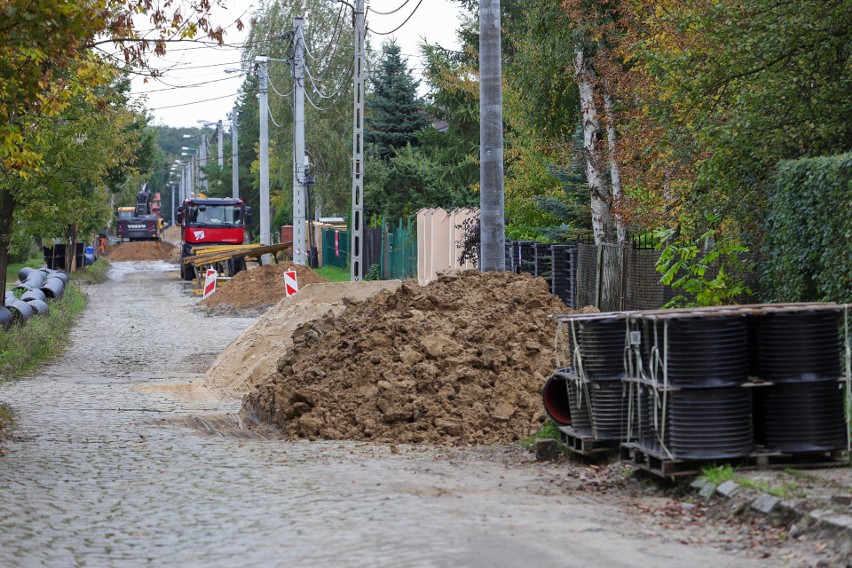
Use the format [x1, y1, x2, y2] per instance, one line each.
[129, 0, 465, 128]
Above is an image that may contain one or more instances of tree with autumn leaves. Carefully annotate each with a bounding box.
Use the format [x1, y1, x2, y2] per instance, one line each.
[0, 0, 234, 298]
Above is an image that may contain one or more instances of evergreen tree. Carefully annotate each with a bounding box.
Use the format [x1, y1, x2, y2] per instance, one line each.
[365, 40, 430, 159]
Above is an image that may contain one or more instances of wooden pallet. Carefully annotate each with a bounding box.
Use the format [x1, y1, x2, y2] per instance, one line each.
[558, 425, 621, 456]
[620, 442, 850, 479]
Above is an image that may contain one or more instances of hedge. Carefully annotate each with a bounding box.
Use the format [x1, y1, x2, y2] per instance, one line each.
[762, 153, 851, 302]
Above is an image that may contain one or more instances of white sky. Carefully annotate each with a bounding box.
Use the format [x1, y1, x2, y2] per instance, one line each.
[129, 0, 464, 128]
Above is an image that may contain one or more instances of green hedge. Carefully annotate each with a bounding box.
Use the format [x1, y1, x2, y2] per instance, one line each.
[762, 153, 851, 302]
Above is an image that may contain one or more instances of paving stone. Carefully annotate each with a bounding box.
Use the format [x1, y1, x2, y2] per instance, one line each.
[751, 494, 781, 515]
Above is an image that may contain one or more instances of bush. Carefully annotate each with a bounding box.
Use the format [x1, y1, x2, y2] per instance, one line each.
[762, 154, 852, 302]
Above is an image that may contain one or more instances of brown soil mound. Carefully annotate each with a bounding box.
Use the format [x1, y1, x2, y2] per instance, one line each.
[106, 241, 178, 262]
[200, 263, 328, 311]
[202, 281, 402, 399]
[242, 270, 572, 445]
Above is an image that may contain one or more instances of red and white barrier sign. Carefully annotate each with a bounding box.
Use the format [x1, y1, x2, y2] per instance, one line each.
[202, 268, 217, 299]
[284, 269, 299, 297]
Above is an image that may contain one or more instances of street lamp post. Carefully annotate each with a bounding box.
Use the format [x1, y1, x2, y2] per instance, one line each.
[230, 107, 239, 199]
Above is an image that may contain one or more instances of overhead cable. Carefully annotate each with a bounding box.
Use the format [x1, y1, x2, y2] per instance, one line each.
[367, 0, 425, 36]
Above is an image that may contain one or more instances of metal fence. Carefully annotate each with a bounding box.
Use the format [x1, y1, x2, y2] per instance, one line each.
[321, 228, 349, 270]
[320, 219, 418, 280]
[575, 239, 759, 311]
[387, 219, 417, 280]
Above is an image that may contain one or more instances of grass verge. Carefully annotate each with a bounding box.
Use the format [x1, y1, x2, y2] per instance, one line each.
[315, 265, 351, 282]
[71, 258, 111, 284]
[0, 282, 87, 380]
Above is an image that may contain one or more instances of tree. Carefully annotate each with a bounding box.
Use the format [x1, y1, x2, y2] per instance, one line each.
[0, 0, 234, 298]
[365, 40, 430, 158]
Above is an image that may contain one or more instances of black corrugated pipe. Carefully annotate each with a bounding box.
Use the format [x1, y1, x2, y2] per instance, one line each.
[21, 289, 47, 303]
[40, 277, 66, 299]
[42, 269, 69, 284]
[26, 299, 49, 316]
[0, 306, 14, 329]
[24, 270, 47, 288]
[6, 298, 34, 322]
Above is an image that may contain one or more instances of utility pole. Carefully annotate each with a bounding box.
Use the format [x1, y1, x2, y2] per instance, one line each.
[170, 184, 175, 226]
[216, 119, 224, 167]
[293, 17, 307, 266]
[231, 107, 239, 199]
[479, 0, 506, 271]
[257, 54, 271, 263]
[350, 0, 366, 281]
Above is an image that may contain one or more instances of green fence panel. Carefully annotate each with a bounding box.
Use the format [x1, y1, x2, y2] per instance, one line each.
[322, 228, 349, 269]
[387, 220, 417, 280]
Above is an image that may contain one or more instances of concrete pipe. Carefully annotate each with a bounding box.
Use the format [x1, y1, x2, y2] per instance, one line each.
[542, 373, 572, 426]
[0, 306, 13, 329]
[21, 289, 48, 303]
[7, 298, 34, 322]
[40, 277, 66, 299]
[27, 299, 49, 316]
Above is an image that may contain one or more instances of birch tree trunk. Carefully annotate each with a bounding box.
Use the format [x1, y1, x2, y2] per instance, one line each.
[574, 48, 616, 245]
[603, 91, 625, 244]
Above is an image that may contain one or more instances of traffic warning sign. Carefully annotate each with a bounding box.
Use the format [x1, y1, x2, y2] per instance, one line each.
[202, 268, 217, 299]
[284, 269, 298, 297]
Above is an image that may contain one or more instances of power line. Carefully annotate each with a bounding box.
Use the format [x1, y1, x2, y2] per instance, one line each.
[367, 0, 425, 36]
[367, 0, 412, 16]
[147, 92, 241, 111]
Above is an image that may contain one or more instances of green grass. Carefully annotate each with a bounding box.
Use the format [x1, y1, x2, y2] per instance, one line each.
[700, 464, 736, 485]
[0, 282, 87, 380]
[520, 421, 562, 449]
[315, 265, 351, 282]
[71, 258, 111, 284]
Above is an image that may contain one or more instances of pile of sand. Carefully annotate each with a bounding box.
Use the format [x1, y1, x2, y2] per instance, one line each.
[242, 270, 571, 445]
[202, 281, 402, 399]
[106, 241, 178, 262]
[200, 264, 328, 312]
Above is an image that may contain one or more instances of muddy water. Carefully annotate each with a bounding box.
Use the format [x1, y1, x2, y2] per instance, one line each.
[0, 263, 787, 566]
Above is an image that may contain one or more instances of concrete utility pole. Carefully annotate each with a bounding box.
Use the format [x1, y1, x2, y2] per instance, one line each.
[479, 0, 506, 271]
[292, 17, 307, 266]
[350, 0, 366, 281]
[231, 107, 239, 199]
[257, 54, 271, 263]
[216, 119, 224, 168]
[170, 184, 176, 226]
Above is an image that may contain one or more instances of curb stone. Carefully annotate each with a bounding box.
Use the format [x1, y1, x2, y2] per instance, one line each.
[695, 478, 852, 558]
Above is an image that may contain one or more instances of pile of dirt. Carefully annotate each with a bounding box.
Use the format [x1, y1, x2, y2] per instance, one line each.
[202, 281, 402, 399]
[242, 270, 572, 445]
[106, 241, 178, 262]
[199, 264, 328, 311]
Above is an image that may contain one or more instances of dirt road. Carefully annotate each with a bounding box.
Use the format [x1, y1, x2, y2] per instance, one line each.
[0, 262, 828, 566]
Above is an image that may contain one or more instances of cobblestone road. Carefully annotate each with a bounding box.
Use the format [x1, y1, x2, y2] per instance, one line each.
[0, 263, 814, 566]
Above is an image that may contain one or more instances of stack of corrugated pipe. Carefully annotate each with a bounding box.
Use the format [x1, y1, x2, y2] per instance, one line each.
[0, 267, 69, 330]
[543, 313, 637, 442]
[749, 306, 848, 454]
[544, 303, 850, 461]
[629, 310, 755, 460]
